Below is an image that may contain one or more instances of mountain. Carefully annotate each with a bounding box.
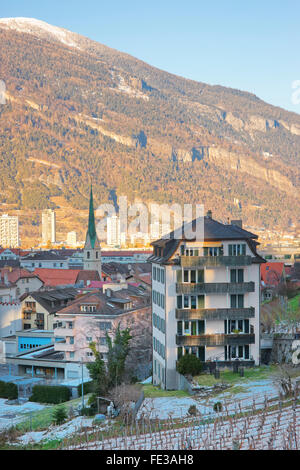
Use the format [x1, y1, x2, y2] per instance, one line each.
[0, 17, 299, 243]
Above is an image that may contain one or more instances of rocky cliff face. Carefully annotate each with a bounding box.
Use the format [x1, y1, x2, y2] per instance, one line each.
[0, 17, 299, 235]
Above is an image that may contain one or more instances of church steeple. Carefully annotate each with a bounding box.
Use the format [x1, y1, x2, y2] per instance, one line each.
[83, 185, 102, 279]
[87, 185, 97, 248]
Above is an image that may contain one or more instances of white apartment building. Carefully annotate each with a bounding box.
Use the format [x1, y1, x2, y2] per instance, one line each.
[67, 231, 77, 247]
[42, 209, 56, 244]
[149, 213, 265, 390]
[107, 215, 120, 246]
[0, 214, 19, 248]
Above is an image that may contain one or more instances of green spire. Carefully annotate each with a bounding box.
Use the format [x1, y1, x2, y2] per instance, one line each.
[87, 185, 97, 248]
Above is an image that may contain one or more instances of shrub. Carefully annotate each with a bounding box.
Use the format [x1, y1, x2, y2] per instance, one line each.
[188, 405, 198, 416]
[0, 381, 18, 400]
[30, 385, 71, 404]
[52, 406, 67, 425]
[79, 406, 96, 417]
[213, 402, 223, 412]
[77, 381, 93, 397]
[176, 355, 203, 376]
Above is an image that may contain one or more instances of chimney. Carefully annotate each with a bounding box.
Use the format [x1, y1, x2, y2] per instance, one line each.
[206, 210, 212, 219]
[231, 219, 243, 228]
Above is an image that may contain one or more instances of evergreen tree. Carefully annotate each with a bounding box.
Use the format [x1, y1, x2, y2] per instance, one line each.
[106, 324, 132, 388]
[86, 342, 109, 399]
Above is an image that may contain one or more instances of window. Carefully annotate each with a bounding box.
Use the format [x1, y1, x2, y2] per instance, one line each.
[229, 244, 246, 256]
[99, 337, 107, 345]
[198, 295, 205, 309]
[177, 295, 182, 309]
[230, 269, 244, 283]
[87, 251, 90, 259]
[230, 295, 244, 308]
[197, 270, 204, 283]
[99, 322, 112, 331]
[191, 296, 197, 309]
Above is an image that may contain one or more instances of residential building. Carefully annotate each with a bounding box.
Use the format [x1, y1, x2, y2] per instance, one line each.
[107, 215, 121, 246]
[20, 251, 69, 270]
[0, 214, 19, 248]
[32, 268, 80, 288]
[148, 212, 265, 390]
[42, 209, 56, 245]
[0, 267, 43, 300]
[53, 285, 152, 379]
[101, 250, 152, 264]
[68, 250, 84, 269]
[67, 231, 77, 247]
[20, 287, 78, 330]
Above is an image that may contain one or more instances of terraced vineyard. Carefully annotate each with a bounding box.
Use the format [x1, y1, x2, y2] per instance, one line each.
[63, 394, 300, 450]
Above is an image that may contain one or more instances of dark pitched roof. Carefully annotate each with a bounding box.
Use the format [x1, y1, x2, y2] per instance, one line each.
[21, 251, 69, 261]
[22, 287, 79, 313]
[56, 286, 150, 317]
[0, 260, 20, 268]
[148, 216, 263, 264]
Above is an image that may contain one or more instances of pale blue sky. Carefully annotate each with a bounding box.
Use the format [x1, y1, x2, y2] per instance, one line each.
[2, 0, 300, 114]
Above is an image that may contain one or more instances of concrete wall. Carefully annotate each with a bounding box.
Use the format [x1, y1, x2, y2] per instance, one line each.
[0, 302, 22, 337]
[271, 334, 300, 364]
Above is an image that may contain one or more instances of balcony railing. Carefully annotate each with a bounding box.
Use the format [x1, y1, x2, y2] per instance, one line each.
[180, 255, 252, 268]
[176, 333, 255, 347]
[175, 307, 255, 321]
[54, 327, 75, 336]
[176, 282, 255, 294]
[22, 307, 36, 314]
[54, 343, 75, 352]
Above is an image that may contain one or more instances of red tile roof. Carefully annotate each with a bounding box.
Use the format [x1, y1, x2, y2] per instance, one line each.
[261, 262, 285, 286]
[0, 267, 43, 284]
[34, 268, 81, 287]
[76, 270, 101, 286]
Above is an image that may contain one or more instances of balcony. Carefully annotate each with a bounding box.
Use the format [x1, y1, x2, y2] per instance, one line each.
[175, 307, 255, 321]
[176, 282, 255, 294]
[22, 307, 36, 313]
[54, 342, 75, 352]
[180, 255, 252, 268]
[176, 333, 255, 347]
[54, 327, 75, 336]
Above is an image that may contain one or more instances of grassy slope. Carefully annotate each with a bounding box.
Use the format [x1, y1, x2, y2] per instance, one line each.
[194, 365, 279, 387]
[16, 395, 90, 433]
